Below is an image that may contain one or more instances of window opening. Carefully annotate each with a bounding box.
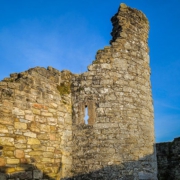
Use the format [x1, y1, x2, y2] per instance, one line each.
[84, 106, 89, 124]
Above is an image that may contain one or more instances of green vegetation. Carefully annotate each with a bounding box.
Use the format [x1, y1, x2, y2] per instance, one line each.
[57, 82, 71, 95]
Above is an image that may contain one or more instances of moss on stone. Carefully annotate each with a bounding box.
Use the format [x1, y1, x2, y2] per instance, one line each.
[57, 82, 71, 95]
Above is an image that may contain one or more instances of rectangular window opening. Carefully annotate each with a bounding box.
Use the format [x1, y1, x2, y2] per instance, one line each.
[84, 106, 89, 125]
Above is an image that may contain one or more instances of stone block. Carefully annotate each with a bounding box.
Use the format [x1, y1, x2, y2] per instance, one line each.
[32, 108, 41, 115]
[33, 103, 48, 110]
[42, 157, 54, 163]
[43, 152, 54, 158]
[62, 155, 72, 165]
[94, 123, 119, 129]
[15, 143, 27, 148]
[64, 113, 72, 125]
[48, 108, 56, 113]
[7, 158, 20, 164]
[41, 112, 53, 117]
[3, 150, 14, 157]
[49, 133, 56, 140]
[6, 167, 17, 173]
[39, 124, 50, 132]
[47, 147, 55, 152]
[31, 145, 46, 151]
[102, 63, 111, 69]
[3, 146, 15, 151]
[37, 133, 49, 140]
[29, 151, 42, 156]
[12, 108, 25, 116]
[27, 138, 40, 145]
[14, 122, 27, 129]
[0, 158, 5, 166]
[25, 114, 34, 121]
[15, 149, 25, 158]
[29, 122, 40, 132]
[24, 131, 36, 138]
[15, 135, 27, 144]
[50, 102, 58, 108]
[47, 117, 57, 125]
[0, 117, 13, 125]
[0, 124, 8, 133]
[0, 137, 14, 146]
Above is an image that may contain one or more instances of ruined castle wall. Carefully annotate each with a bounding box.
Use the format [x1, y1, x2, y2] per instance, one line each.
[156, 137, 180, 180]
[0, 3, 158, 180]
[71, 4, 157, 179]
[0, 67, 73, 179]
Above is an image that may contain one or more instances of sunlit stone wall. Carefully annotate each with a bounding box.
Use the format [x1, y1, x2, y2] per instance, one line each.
[0, 67, 73, 179]
[71, 3, 157, 180]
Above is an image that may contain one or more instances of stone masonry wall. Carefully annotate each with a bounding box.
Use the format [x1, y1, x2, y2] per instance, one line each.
[156, 137, 180, 180]
[0, 67, 73, 179]
[70, 3, 157, 180]
[0, 3, 158, 180]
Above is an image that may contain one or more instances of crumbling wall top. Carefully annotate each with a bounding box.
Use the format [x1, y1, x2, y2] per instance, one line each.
[110, 3, 149, 44]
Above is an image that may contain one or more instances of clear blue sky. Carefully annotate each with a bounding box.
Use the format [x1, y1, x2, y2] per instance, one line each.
[0, 0, 180, 143]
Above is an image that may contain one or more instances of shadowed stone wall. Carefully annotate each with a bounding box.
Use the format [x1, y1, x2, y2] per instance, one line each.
[0, 3, 158, 180]
[156, 137, 180, 180]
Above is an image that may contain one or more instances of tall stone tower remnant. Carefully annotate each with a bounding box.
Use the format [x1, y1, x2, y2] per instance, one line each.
[71, 3, 157, 180]
[0, 3, 157, 180]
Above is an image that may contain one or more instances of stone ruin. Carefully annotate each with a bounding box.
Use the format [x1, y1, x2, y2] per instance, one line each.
[0, 3, 159, 180]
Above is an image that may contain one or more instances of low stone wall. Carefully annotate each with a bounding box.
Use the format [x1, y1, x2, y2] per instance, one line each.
[0, 67, 73, 179]
[156, 137, 180, 180]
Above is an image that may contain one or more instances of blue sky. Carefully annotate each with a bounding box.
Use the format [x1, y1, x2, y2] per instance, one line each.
[0, 0, 180, 143]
